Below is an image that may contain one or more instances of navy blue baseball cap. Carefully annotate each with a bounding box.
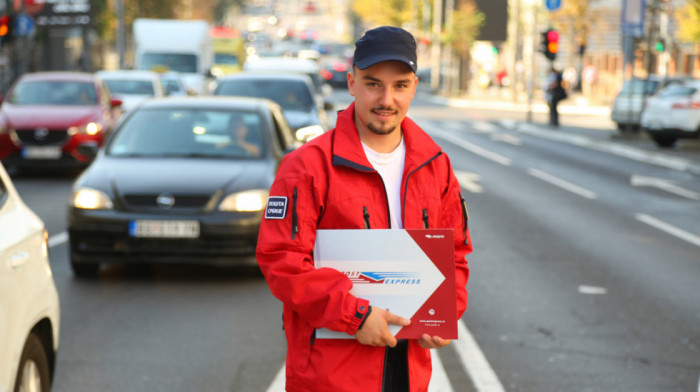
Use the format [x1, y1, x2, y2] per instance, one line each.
[353, 26, 417, 73]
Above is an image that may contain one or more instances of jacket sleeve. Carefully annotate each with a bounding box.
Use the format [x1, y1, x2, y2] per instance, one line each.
[256, 153, 370, 336]
[439, 156, 472, 319]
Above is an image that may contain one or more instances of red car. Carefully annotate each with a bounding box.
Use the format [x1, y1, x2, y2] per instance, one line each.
[0, 71, 122, 173]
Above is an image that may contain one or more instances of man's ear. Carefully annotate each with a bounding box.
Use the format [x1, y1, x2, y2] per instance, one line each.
[347, 70, 356, 97]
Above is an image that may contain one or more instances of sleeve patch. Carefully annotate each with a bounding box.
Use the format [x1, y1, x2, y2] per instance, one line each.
[264, 196, 288, 219]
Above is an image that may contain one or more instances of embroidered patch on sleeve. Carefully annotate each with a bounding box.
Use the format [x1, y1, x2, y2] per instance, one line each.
[264, 196, 288, 219]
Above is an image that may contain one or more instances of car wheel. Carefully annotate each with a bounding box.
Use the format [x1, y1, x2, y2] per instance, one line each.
[13, 333, 51, 392]
[70, 258, 100, 278]
[651, 135, 677, 148]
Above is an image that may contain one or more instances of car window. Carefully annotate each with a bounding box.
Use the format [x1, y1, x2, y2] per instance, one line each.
[0, 174, 6, 208]
[139, 53, 198, 73]
[104, 79, 156, 96]
[216, 79, 314, 111]
[657, 84, 698, 98]
[9, 81, 98, 105]
[620, 79, 659, 95]
[108, 108, 265, 159]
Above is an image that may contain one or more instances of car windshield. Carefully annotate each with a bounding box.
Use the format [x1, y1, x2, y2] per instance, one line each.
[9, 81, 98, 105]
[214, 54, 240, 65]
[657, 84, 698, 98]
[104, 79, 156, 96]
[216, 79, 313, 111]
[108, 108, 265, 159]
[619, 79, 659, 95]
[139, 53, 198, 73]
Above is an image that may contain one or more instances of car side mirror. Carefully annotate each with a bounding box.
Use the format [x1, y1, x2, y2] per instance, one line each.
[110, 98, 123, 108]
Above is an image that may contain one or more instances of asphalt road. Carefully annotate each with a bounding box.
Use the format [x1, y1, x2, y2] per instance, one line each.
[9, 88, 700, 392]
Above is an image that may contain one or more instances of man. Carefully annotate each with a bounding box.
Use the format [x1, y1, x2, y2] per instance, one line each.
[256, 26, 471, 391]
[545, 66, 567, 127]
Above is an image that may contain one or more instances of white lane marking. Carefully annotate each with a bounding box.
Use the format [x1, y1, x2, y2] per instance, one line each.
[636, 213, 700, 247]
[429, 349, 455, 392]
[473, 121, 497, 134]
[454, 171, 484, 194]
[454, 319, 506, 392]
[578, 285, 608, 295]
[430, 128, 512, 166]
[48, 231, 68, 248]
[265, 349, 454, 391]
[630, 175, 700, 200]
[265, 365, 285, 392]
[490, 133, 522, 146]
[527, 168, 598, 200]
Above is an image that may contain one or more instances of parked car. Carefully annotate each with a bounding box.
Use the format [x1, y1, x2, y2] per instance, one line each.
[0, 71, 122, 173]
[0, 162, 60, 391]
[97, 69, 166, 112]
[611, 75, 692, 131]
[68, 96, 300, 277]
[641, 79, 700, 147]
[213, 72, 327, 141]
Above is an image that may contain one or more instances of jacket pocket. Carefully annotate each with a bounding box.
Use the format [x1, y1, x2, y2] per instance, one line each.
[459, 191, 469, 245]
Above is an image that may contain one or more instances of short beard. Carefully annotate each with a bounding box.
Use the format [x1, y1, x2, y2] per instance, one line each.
[367, 106, 398, 135]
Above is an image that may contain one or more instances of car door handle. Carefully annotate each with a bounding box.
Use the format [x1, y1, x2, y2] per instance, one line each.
[9, 252, 29, 269]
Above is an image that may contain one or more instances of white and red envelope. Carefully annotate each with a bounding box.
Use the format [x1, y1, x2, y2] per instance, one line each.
[313, 229, 457, 339]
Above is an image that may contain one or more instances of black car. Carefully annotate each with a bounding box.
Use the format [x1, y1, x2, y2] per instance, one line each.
[213, 72, 328, 141]
[67, 96, 299, 277]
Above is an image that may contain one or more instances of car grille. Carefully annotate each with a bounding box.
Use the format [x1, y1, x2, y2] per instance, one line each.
[15, 129, 69, 145]
[123, 194, 212, 209]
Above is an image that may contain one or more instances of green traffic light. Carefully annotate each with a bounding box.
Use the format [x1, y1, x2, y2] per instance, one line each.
[655, 40, 664, 51]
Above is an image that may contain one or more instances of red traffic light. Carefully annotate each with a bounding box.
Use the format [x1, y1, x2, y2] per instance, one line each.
[0, 15, 10, 37]
[546, 30, 559, 43]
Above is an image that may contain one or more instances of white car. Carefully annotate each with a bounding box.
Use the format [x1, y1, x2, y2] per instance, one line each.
[97, 69, 166, 111]
[0, 163, 60, 391]
[641, 79, 700, 147]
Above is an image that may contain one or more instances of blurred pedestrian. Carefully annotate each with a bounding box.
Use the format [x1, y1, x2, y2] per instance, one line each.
[256, 26, 472, 392]
[545, 66, 567, 127]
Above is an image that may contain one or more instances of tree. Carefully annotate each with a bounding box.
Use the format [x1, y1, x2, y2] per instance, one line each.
[443, 0, 484, 92]
[676, 0, 700, 43]
[352, 0, 413, 27]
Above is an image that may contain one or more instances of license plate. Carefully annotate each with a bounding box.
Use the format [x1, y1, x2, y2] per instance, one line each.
[23, 146, 62, 160]
[129, 220, 200, 238]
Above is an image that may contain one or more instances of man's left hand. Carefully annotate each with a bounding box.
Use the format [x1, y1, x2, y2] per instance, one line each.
[417, 334, 451, 349]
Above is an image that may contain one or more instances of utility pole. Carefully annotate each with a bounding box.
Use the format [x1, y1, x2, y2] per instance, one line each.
[430, 0, 443, 93]
[117, 0, 125, 69]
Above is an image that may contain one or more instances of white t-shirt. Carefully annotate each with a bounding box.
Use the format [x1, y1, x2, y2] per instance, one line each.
[361, 137, 406, 229]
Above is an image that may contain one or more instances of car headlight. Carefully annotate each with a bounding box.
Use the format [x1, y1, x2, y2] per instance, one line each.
[296, 125, 324, 142]
[68, 122, 103, 136]
[218, 189, 269, 212]
[72, 188, 114, 210]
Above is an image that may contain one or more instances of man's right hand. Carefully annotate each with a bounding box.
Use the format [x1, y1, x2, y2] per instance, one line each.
[354, 307, 410, 347]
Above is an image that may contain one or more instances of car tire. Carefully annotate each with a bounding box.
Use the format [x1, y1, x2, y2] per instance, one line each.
[651, 135, 677, 148]
[13, 333, 51, 392]
[70, 258, 100, 278]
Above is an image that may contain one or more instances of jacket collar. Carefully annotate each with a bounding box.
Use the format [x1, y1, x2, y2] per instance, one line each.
[331, 102, 442, 171]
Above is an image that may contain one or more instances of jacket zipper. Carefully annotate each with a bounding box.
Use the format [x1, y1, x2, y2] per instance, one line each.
[291, 187, 298, 240]
[363, 206, 371, 229]
[422, 208, 429, 229]
[401, 152, 442, 225]
[459, 192, 469, 246]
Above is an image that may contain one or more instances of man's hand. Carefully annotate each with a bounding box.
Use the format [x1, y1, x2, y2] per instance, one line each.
[417, 334, 451, 349]
[355, 307, 410, 347]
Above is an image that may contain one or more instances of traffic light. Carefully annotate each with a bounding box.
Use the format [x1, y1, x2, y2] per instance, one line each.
[0, 14, 12, 43]
[655, 39, 665, 52]
[541, 29, 559, 61]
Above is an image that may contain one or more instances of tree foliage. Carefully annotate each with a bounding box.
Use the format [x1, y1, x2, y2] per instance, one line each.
[352, 0, 413, 27]
[549, 0, 597, 48]
[443, 0, 484, 57]
[676, 0, 700, 43]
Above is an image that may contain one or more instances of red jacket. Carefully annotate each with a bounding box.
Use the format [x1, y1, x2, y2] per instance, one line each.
[256, 103, 471, 392]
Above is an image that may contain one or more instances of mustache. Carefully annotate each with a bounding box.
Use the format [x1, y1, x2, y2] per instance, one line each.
[372, 106, 397, 113]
